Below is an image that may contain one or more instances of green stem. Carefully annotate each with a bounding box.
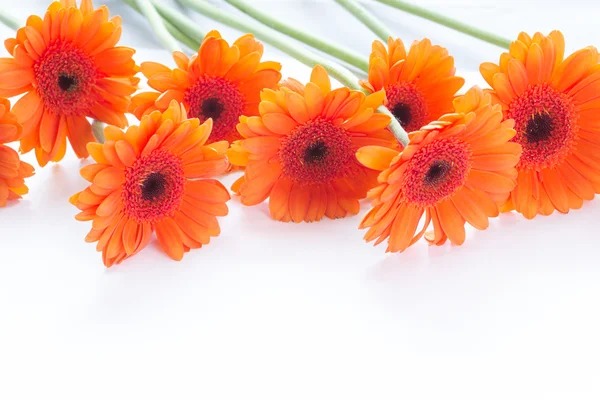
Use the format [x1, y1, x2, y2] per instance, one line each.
[133, 0, 182, 52]
[150, 2, 205, 44]
[161, 19, 201, 52]
[335, 0, 394, 41]
[172, 0, 408, 146]
[175, 0, 357, 87]
[374, 0, 511, 48]
[122, 0, 201, 51]
[377, 106, 407, 146]
[224, 0, 368, 72]
[0, 9, 22, 31]
[92, 120, 106, 144]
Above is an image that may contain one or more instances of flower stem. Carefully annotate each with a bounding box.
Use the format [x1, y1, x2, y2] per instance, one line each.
[160, 20, 201, 52]
[121, 0, 201, 51]
[173, 0, 408, 146]
[334, 0, 394, 42]
[92, 120, 106, 144]
[223, 0, 368, 72]
[374, 0, 511, 48]
[175, 0, 356, 86]
[0, 9, 22, 31]
[377, 106, 407, 146]
[150, 1, 206, 46]
[132, 0, 182, 52]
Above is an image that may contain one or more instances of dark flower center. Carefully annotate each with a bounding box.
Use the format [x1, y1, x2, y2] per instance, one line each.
[392, 103, 412, 128]
[201, 97, 224, 120]
[123, 149, 185, 223]
[58, 74, 77, 92]
[403, 138, 471, 207]
[424, 160, 450, 186]
[141, 172, 167, 201]
[525, 112, 553, 144]
[508, 83, 577, 169]
[303, 140, 328, 164]
[33, 41, 100, 116]
[280, 119, 355, 185]
[386, 82, 428, 132]
[184, 76, 246, 143]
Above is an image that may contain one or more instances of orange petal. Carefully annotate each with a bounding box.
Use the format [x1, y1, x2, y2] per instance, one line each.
[467, 170, 517, 194]
[115, 140, 137, 167]
[436, 199, 466, 245]
[39, 111, 60, 153]
[310, 65, 331, 94]
[155, 217, 185, 261]
[262, 113, 297, 136]
[388, 204, 422, 252]
[186, 179, 231, 204]
[80, 163, 109, 182]
[356, 146, 399, 171]
[288, 183, 310, 223]
[451, 188, 489, 230]
[93, 167, 124, 189]
[541, 168, 569, 213]
[304, 82, 325, 119]
[66, 115, 93, 158]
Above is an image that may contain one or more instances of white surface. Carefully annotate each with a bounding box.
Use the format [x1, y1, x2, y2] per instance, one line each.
[1, 1, 599, 399]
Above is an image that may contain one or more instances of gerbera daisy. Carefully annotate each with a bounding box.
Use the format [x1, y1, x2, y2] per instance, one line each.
[360, 37, 465, 133]
[70, 100, 231, 267]
[357, 87, 521, 252]
[228, 65, 396, 223]
[129, 30, 282, 145]
[0, 0, 139, 167]
[480, 31, 600, 218]
[0, 98, 34, 207]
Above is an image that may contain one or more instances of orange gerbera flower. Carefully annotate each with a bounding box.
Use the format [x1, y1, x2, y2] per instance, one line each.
[130, 30, 281, 145]
[361, 37, 464, 133]
[229, 65, 396, 223]
[0, 98, 34, 206]
[481, 31, 600, 218]
[358, 87, 521, 252]
[0, 0, 138, 167]
[70, 100, 230, 267]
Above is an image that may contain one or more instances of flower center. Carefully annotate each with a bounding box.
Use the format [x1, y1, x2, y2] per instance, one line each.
[424, 160, 451, 186]
[508, 84, 578, 170]
[303, 140, 328, 164]
[33, 41, 101, 116]
[402, 138, 471, 207]
[391, 103, 412, 127]
[140, 172, 167, 201]
[386, 82, 428, 132]
[279, 118, 355, 185]
[201, 98, 224, 120]
[58, 74, 77, 92]
[122, 149, 185, 223]
[184, 76, 245, 143]
[525, 112, 553, 143]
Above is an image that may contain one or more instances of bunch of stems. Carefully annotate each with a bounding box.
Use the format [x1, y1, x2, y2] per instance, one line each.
[128, 0, 410, 145]
[123, 0, 516, 145]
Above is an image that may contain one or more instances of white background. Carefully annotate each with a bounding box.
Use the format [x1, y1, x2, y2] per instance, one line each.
[1, 1, 599, 399]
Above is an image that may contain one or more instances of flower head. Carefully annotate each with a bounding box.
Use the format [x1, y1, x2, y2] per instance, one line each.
[480, 31, 600, 218]
[130, 30, 282, 145]
[229, 65, 396, 223]
[358, 87, 521, 252]
[361, 37, 464, 133]
[0, 0, 139, 167]
[70, 100, 231, 267]
[0, 98, 34, 206]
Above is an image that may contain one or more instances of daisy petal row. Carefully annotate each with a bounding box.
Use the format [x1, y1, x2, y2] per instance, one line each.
[0, 1, 599, 267]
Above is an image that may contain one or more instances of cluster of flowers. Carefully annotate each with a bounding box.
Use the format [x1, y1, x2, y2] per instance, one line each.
[1, 0, 599, 267]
